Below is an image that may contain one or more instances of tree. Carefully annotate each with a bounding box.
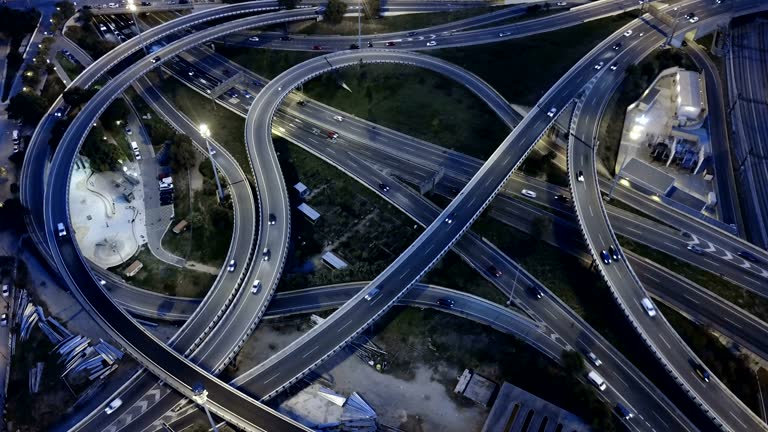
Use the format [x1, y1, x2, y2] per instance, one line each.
[561, 349, 585, 377]
[63, 86, 97, 108]
[0, 199, 27, 233]
[7, 92, 47, 126]
[277, 0, 300, 9]
[100, 99, 130, 132]
[324, 0, 347, 24]
[81, 125, 122, 172]
[169, 134, 197, 173]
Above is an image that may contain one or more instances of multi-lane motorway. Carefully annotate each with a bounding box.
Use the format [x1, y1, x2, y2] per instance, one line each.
[19, 0, 768, 431]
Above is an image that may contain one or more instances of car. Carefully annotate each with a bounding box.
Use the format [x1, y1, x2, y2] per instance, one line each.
[684, 12, 695, 20]
[488, 265, 502, 278]
[615, 403, 634, 419]
[99, 24, 108, 31]
[556, 1, 567, 5]
[262, 247, 271, 261]
[378, 183, 390, 192]
[368, 41, 374, 48]
[0, 313, 7, 327]
[364, 287, 381, 301]
[521, 189, 537, 198]
[692, 361, 710, 382]
[297, 100, 307, 106]
[327, 131, 339, 139]
[609, 245, 620, 261]
[333, 115, 344, 122]
[208, 146, 216, 156]
[689, 16, 699, 23]
[227, 259, 236, 272]
[612, 42, 623, 50]
[248, 36, 259, 42]
[624, 30, 633, 37]
[587, 352, 602, 367]
[600, 250, 612, 264]
[737, 250, 759, 263]
[57, 222, 67, 237]
[1, 285, 9, 297]
[125, 127, 132, 135]
[187, 69, 194, 76]
[151, 55, 161, 63]
[687, 245, 704, 255]
[104, 399, 123, 415]
[715, 0, 722, 3]
[577, 170, 585, 182]
[436, 298, 455, 308]
[251, 280, 261, 294]
[268, 213, 276, 225]
[641, 297, 657, 317]
[280, 35, 292, 41]
[54, 107, 66, 117]
[386, 41, 396, 46]
[498, 31, 511, 37]
[99, 279, 107, 286]
[243, 90, 252, 99]
[527, 285, 544, 299]
[594, 61, 604, 70]
[554, 194, 569, 203]
[546, 107, 557, 117]
[349, 43, 360, 50]
[444, 212, 456, 224]
[610, 63, 619, 71]
[426, 41, 437, 47]
[311, 128, 321, 135]
[312, 45, 322, 50]
[406, 31, 417, 37]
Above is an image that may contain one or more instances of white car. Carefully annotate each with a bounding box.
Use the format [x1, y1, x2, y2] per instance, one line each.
[594, 61, 604, 70]
[57, 222, 67, 237]
[251, 280, 261, 294]
[208, 147, 216, 156]
[125, 127, 132, 135]
[99, 279, 107, 286]
[248, 36, 260, 42]
[623, 30, 633, 37]
[577, 170, 585, 182]
[426, 41, 437, 47]
[0, 313, 6, 327]
[641, 297, 657, 317]
[333, 115, 344, 122]
[556, 2, 567, 5]
[521, 189, 537, 198]
[1, 285, 9, 297]
[498, 31, 511, 37]
[546, 107, 557, 118]
[104, 399, 123, 415]
[689, 16, 699, 23]
[587, 352, 602, 367]
[227, 259, 236, 272]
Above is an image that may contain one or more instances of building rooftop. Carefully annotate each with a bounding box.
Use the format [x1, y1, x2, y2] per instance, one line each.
[297, 203, 320, 222]
[455, 369, 496, 407]
[322, 251, 348, 270]
[621, 158, 675, 196]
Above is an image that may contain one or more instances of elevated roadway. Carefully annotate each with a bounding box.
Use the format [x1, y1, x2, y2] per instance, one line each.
[568, 2, 768, 431]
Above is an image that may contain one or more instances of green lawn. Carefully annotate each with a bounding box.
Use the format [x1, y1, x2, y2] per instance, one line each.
[109, 248, 216, 298]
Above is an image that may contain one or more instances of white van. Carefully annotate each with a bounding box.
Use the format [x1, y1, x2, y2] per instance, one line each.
[641, 297, 657, 317]
[587, 370, 607, 391]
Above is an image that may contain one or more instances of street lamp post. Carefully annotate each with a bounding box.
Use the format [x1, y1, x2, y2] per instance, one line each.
[200, 124, 225, 203]
[191, 385, 219, 432]
[127, 1, 148, 56]
[666, 7, 682, 46]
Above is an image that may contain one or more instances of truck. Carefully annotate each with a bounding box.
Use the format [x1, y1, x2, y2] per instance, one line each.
[587, 370, 606, 391]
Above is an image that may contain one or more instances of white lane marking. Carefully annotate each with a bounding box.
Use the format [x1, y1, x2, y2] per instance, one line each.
[652, 410, 670, 429]
[644, 273, 660, 283]
[337, 319, 353, 333]
[729, 411, 748, 429]
[263, 372, 281, 384]
[658, 334, 672, 349]
[302, 346, 319, 358]
[721, 315, 743, 329]
[683, 294, 700, 304]
[663, 241, 680, 250]
[589, 205, 594, 217]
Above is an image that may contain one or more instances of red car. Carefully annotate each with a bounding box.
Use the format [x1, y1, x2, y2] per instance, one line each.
[327, 131, 339, 139]
[312, 45, 322, 50]
[386, 41, 396, 46]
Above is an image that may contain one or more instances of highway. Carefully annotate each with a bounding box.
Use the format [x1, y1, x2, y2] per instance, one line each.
[728, 19, 768, 249]
[25, 0, 768, 428]
[43, 8, 336, 432]
[568, 3, 768, 431]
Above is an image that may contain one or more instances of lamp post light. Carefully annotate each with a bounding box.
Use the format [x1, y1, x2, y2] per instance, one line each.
[200, 124, 225, 203]
[127, 1, 148, 56]
[191, 384, 219, 432]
